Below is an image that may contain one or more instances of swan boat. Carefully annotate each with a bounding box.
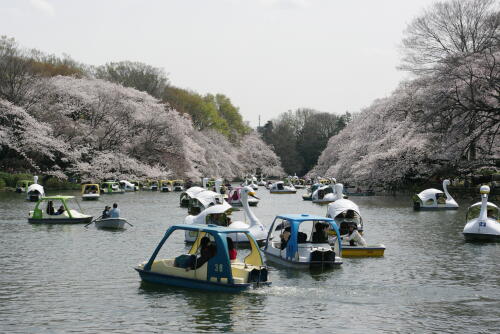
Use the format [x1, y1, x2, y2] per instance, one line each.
[463, 185, 500, 242]
[269, 181, 297, 194]
[180, 186, 206, 207]
[312, 183, 345, 204]
[263, 214, 343, 268]
[15, 179, 33, 193]
[25, 176, 44, 202]
[82, 184, 100, 200]
[28, 195, 93, 224]
[184, 187, 267, 244]
[302, 183, 321, 201]
[227, 186, 259, 207]
[101, 181, 125, 194]
[413, 179, 458, 210]
[135, 224, 270, 292]
[186, 189, 226, 215]
[94, 217, 129, 230]
[119, 180, 137, 192]
[326, 199, 385, 257]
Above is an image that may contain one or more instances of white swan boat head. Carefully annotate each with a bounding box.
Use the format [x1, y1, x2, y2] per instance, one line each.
[413, 179, 458, 210]
[463, 185, 500, 242]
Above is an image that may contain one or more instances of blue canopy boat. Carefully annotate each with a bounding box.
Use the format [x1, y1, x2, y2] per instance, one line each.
[263, 214, 343, 268]
[135, 224, 271, 292]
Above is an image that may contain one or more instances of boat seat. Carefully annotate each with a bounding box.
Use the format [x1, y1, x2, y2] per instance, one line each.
[151, 259, 208, 280]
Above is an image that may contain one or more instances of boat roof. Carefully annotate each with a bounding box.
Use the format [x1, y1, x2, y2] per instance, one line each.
[274, 214, 334, 222]
[83, 183, 99, 186]
[469, 202, 499, 209]
[184, 186, 205, 197]
[27, 184, 44, 193]
[194, 190, 224, 207]
[200, 202, 233, 215]
[327, 199, 361, 218]
[171, 223, 250, 234]
[38, 195, 75, 200]
[417, 188, 443, 200]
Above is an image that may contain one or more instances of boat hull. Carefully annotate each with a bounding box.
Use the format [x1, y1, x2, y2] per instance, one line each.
[95, 218, 127, 229]
[264, 251, 342, 268]
[135, 268, 266, 293]
[413, 206, 459, 211]
[463, 233, 500, 242]
[341, 245, 385, 257]
[28, 217, 93, 224]
[82, 195, 100, 201]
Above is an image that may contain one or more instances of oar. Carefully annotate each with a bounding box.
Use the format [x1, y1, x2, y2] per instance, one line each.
[85, 217, 99, 228]
[125, 220, 134, 227]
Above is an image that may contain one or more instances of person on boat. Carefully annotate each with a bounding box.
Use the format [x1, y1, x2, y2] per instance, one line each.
[280, 226, 291, 250]
[46, 201, 55, 215]
[109, 203, 120, 218]
[344, 224, 367, 246]
[312, 222, 328, 243]
[102, 206, 111, 219]
[227, 237, 237, 262]
[54, 205, 65, 216]
[192, 236, 216, 269]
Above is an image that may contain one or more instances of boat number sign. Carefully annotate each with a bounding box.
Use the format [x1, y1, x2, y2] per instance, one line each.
[214, 264, 224, 273]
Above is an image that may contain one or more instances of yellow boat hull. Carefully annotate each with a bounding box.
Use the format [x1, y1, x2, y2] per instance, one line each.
[341, 245, 385, 258]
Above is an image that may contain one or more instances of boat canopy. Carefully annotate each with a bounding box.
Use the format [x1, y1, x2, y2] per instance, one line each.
[268, 214, 342, 260]
[194, 190, 225, 208]
[38, 195, 75, 201]
[189, 202, 233, 225]
[27, 184, 44, 195]
[416, 188, 443, 201]
[327, 199, 361, 219]
[466, 202, 500, 221]
[184, 186, 205, 197]
[144, 223, 264, 275]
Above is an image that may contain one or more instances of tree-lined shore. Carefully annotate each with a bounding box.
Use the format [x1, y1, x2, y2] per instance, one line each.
[0, 37, 284, 182]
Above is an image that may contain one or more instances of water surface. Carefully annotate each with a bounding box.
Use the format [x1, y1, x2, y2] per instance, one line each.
[0, 188, 498, 333]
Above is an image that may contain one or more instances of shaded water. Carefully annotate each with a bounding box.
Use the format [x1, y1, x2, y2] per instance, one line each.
[0, 188, 499, 333]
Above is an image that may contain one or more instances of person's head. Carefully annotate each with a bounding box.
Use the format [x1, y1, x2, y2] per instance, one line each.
[315, 222, 324, 231]
[348, 224, 356, 232]
[284, 226, 291, 232]
[200, 236, 210, 248]
[58, 205, 64, 210]
[113, 203, 118, 208]
[48, 201, 53, 206]
[227, 237, 234, 250]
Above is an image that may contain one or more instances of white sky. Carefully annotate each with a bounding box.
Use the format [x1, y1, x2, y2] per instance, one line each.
[0, 0, 438, 126]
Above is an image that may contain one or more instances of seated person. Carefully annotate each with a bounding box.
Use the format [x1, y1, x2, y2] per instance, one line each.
[312, 223, 328, 243]
[102, 206, 110, 219]
[46, 201, 55, 215]
[54, 205, 65, 216]
[344, 224, 367, 246]
[192, 236, 216, 269]
[297, 231, 308, 243]
[280, 226, 291, 250]
[227, 237, 237, 262]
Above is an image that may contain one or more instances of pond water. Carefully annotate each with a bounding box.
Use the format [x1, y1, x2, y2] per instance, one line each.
[0, 187, 498, 333]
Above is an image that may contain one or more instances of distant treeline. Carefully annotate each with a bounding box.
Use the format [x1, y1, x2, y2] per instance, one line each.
[0, 37, 284, 180]
[310, 0, 499, 187]
[258, 109, 351, 176]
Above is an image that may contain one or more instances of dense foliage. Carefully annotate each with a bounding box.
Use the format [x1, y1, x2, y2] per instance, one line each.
[0, 38, 283, 181]
[310, 0, 499, 186]
[259, 108, 351, 176]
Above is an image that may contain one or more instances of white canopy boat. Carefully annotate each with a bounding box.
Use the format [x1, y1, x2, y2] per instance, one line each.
[180, 186, 205, 207]
[326, 199, 385, 257]
[119, 180, 137, 192]
[463, 185, 500, 242]
[184, 186, 267, 244]
[269, 181, 296, 194]
[26, 176, 44, 202]
[413, 179, 458, 210]
[312, 183, 344, 204]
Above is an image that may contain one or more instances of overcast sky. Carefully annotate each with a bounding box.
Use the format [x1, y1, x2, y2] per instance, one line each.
[1, 0, 439, 126]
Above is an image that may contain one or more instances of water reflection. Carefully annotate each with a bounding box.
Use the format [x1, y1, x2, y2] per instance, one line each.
[139, 281, 266, 332]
